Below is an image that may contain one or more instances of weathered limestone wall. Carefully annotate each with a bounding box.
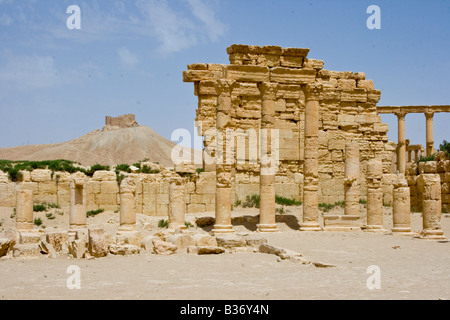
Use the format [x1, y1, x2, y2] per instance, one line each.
[405, 154, 450, 213]
[183, 44, 395, 204]
[0, 169, 214, 215]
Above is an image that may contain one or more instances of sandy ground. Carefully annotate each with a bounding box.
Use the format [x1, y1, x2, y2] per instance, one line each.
[0, 203, 449, 300]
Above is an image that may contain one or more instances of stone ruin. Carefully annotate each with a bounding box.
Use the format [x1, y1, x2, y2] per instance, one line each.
[0, 44, 449, 260]
[104, 114, 138, 130]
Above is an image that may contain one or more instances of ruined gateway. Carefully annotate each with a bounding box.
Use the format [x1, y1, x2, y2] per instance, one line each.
[183, 44, 394, 205]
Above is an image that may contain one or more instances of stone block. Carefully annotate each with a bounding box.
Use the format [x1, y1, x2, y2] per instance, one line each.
[92, 170, 116, 181]
[165, 234, 195, 251]
[270, 67, 316, 84]
[152, 238, 177, 255]
[46, 231, 68, 252]
[192, 234, 217, 247]
[31, 169, 52, 182]
[215, 234, 246, 248]
[226, 65, 269, 82]
[187, 246, 225, 255]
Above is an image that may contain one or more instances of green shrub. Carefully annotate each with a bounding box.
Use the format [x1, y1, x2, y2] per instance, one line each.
[275, 196, 302, 206]
[86, 208, 105, 217]
[439, 140, 450, 158]
[359, 199, 367, 205]
[47, 203, 60, 209]
[276, 207, 285, 214]
[115, 164, 131, 173]
[46, 213, 55, 220]
[87, 164, 110, 177]
[158, 219, 169, 228]
[242, 194, 260, 208]
[319, 201, 345, 213]
[417, 154, 435, 163]
[196, 168, 204, 174]
[185, 221, 194, 228]
[34, 218, 43, 226]
[33, 204, 47, 212]
[141, 165, 159, 174]
[8, 168, 23, 182]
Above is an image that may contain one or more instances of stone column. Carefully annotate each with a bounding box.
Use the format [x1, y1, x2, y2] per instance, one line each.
[324, 142, 361, 231]
[425, 111, 434, 157]
[417, 174, 446, 240]
[69, 172, 88, 237]
[364, 159, 386, 232]
[212, 79, 235, 234]
[392, 174, 412, 235]
[16, 188, 34, 231]
[119, 178, 137, 232]
[117, 177, 141, 247]
[168, 177, 186, 230]
[396, 111, 406, 174]
[257, 82, 278, 232]
[300, 83, 322, 231]
[344, 142, 360, 216]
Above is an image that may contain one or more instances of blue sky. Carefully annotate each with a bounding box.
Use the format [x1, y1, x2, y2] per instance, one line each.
[0, 0, 449, 150]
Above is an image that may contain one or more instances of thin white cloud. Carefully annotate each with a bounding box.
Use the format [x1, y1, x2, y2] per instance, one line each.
[118, 46, 139, 68]
[136, 0, 198, 54]
[186, 0, 227, 42]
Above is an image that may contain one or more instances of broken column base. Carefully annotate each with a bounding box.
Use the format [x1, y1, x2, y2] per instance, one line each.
[391, 226, 414, 236]
[361, 225, 388, 233]
[257, 224, 279, 233]
[418, 229, 447, 240]
[323, 215, 361, 231]
[116, 230, 141, 247]
[211, 224, 234, 235]
[299, 222, 322, 232]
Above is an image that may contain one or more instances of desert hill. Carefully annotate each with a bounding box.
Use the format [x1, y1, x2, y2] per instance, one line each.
[0, 114, 200, 167]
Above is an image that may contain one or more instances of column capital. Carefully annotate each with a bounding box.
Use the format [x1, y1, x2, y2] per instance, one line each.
[258, 82, 278, 100]
[304, 83, 322, 101]
[425, 111, 434, 119]
[394, 110, 407, 120]
[214, 79, 236, 95]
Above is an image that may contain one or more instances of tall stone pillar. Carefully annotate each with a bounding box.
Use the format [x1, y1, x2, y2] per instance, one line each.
[324, 142, 361, 231]
[364, 159, 386, 232]
[396, 111, 407, 174]
[417, 174, 446, 240]
[119, 178, 137, 232]
[212, 79, 235, 234]
[168, 177, 186, 230]
[258, 82, 278, 232]
[69, 172, 88, 237]
[117, 177, 141, 247]
[425, 111, 434, 157]
[300, 83, 322, 231]
[392, 174, 412, 235]
[16, 188, 34, 231]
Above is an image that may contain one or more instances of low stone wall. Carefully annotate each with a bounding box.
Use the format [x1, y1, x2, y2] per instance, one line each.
[406, 156, 450, 212]
[0, 169, 304, 215]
